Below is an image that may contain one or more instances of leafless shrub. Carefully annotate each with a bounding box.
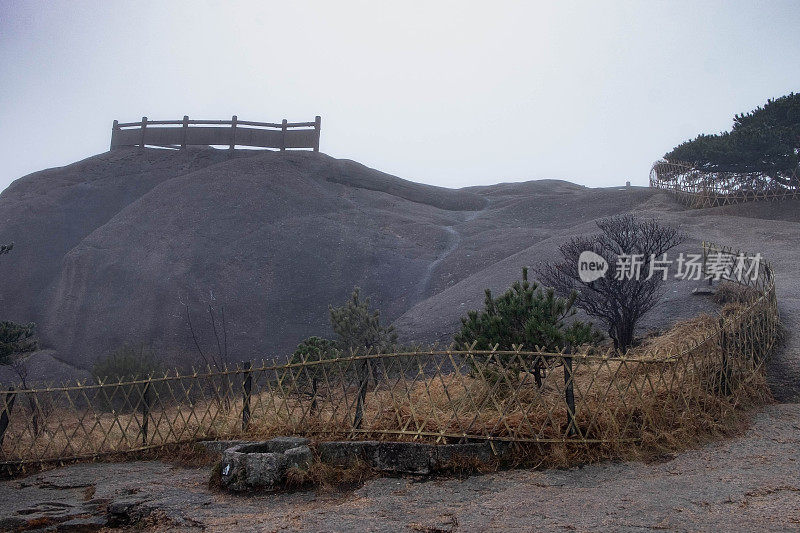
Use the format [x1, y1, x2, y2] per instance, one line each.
[536, 215, 685, 351]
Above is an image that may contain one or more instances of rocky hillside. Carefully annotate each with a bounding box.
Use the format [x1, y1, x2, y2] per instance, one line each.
[1, 148, 798, 387]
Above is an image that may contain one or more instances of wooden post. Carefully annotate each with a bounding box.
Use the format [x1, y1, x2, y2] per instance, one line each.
[563, 348, 577, 437]
[182, 115, 189, 149]
[140, 116, 148, 149]
[242, 361, 252, 432]
[141, 381, 151, 446]
[0, 388, 16, 448]
[353, 360, 368, 430]
[110, 120, 119, 151]
[313, 115, 321, 152]
[533, 355, 543, 388]
[701, 241, 707, 283]
[230, 115, 237, 152]
[281, 119, 288, 151]
[719, 318, 730, 395]
[311, 376, 318, 414]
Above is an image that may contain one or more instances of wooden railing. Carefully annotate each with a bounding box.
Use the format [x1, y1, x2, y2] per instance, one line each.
[110, 115, 321, 152]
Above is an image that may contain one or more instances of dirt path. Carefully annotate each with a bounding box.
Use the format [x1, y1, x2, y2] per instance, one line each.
[415, 205, 488, 302]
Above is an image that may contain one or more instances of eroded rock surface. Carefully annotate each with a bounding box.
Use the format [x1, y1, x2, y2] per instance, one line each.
[2, 403, 799, 531]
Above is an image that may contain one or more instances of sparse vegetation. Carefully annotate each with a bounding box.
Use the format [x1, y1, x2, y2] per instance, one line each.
[536, 215, 685, 352]
[92, 344, 164, 382]
[0, 321, 38, 364]
[91, 345, 165, 413]
[0, 244, 36, 365]
[329, 287, 398, 354]
[290, 336, 341, 364]
[185, 302, 230, 370]
[284, 458, 375, 492]
[454, 267, 602, 352]
[454, 267, 602, 387]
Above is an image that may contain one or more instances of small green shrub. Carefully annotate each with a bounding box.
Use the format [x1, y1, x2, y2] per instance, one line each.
[0, 321, 38, 364]
[454, 267, 602, 389]
[92, 344, 164, 382]
[329, 287, 398, 354]
[454, 267, 601, 352]
[91, 345, 165, 413]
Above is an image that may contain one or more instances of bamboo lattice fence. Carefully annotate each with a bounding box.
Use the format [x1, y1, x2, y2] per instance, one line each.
[0, 243, 779, 475]
[650, 160, 800, 208]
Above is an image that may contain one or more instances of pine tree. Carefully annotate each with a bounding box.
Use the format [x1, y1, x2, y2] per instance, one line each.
[454, 268, 602, 387]
[0, 244, 37, 365]
[665, 92, 800, 187]
[0, 322, 37, 364]
[454, 267, 600, 352]
[328, 287, 397, 428]
[329, 287, 398, 355]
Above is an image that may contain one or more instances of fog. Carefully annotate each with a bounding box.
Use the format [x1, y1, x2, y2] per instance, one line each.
[1, 0, 798, 192]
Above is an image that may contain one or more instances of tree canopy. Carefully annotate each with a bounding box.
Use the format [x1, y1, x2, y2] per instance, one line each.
[454, 267, 601, 352]
[665, 93, 800, 187]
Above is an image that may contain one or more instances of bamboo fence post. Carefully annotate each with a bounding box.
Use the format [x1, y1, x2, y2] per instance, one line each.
[563, 347, 577, 437]
[139, 116, 148, 148]
[313, 115, 321, 152]
[230, 115, 237, 151]
[0, 388, 16, 448]
[281, 119, 287, 151]
[182, 115, 189, 149]
[242, 361, 252, 432]
[141, 380, 151, 446]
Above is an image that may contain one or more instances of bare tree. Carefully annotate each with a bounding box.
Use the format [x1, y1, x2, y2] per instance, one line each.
[536, 215, 684, 352]
[185, 301, 234, 410]
[185, 303, 229, 370]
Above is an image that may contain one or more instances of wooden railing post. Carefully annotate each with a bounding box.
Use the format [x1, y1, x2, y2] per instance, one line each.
[281, 119, 287, 151]
[139, 116, 148, 149]
[719, 318, 730, 395]
[313, 115, 321, 152]
[0, 388, 16, 448]
[230, 115, 237, 152]
[242, 361, 252, 432]
[353, 359, 368, 430]
[110, 120, 119, 151]
[182, 115, 189, 149]
[563, 348, 577, 437]
[141, 380, 151, 446]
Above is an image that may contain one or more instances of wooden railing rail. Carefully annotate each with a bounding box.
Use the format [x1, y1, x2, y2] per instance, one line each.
[110, 115, 321, 152]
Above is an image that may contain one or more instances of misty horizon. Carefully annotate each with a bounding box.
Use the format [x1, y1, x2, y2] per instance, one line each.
[2, 1, 799, 193]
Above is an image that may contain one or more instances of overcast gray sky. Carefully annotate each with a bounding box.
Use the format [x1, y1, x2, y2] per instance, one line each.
[1, 1, 798, 192]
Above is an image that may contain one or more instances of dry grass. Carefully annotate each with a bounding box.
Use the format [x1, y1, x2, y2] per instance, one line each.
[284, 459, 375, 491]
[159, 442, 218, 468]
[713, 281, 761, 305]
[1, 277, 779, 474]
